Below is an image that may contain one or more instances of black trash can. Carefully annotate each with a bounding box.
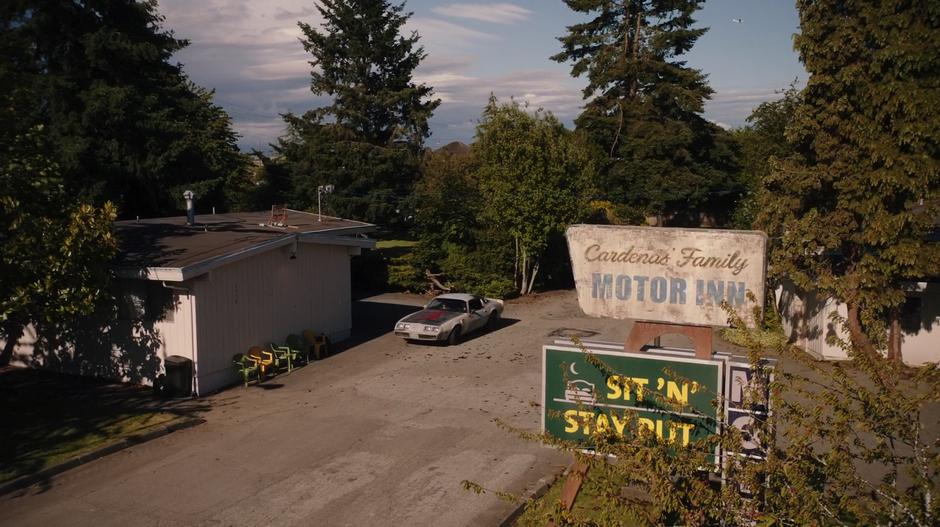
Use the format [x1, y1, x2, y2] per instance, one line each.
[163, 355, 193, 397]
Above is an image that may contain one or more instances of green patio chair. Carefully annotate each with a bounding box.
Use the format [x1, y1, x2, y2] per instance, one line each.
[269, 342, 299, 372]
[285, 334, 308, 364]
[232, 353, 259, 387]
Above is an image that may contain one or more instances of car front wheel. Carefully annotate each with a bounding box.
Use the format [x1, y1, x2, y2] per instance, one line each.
[448, 326, 462, 345]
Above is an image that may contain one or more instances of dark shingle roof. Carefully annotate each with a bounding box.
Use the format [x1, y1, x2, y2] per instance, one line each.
[114, 209, 374, 274]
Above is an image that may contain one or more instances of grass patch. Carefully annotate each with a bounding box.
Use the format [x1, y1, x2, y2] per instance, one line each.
[376, 239, 418, 260]
[0, 369, 199, 484]
[375, 239, 417, 250]
[514, 468, 647, 526]
[0, 411, 179, 483]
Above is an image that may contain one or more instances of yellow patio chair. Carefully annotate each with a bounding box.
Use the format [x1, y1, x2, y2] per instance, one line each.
[247, 345, 275, 379]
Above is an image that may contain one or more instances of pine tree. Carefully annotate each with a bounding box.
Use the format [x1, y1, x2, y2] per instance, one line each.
[0, 0, 247, 218]
[553, 0, 739, 222]
[757, 0, 940, 358]
[278, 0, 439, 226]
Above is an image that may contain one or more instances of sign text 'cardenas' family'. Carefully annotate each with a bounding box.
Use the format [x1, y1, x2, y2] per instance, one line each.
[585, 244, 751, 307]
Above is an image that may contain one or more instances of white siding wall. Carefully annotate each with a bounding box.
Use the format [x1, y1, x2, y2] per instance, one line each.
[1, 241, 356, 393]
[4, 286, 195, 386]
[193, 242, 352, 393]
[777, 282, 851, 361]
[778, 281, 940, 365]
[899, 282, 940, 366]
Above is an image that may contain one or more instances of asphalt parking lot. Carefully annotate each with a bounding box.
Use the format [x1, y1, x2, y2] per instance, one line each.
[1, 290, 690, 526]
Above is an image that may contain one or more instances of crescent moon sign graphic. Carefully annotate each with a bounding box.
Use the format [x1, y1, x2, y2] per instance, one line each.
[569, 363, 578, 375]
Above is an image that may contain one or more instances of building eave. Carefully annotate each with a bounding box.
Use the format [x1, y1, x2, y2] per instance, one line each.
[117, 232, 375, 282]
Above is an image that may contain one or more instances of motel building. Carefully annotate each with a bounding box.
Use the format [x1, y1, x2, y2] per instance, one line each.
[4, 208, 375, 395]
[777, 280, 940, 366]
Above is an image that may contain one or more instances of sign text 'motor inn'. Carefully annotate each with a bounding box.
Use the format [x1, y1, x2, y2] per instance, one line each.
[566, 225, 767, 327]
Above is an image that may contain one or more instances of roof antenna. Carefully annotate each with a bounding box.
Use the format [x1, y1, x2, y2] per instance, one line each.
[183, 190, 196, 226]
[317, 184, 334, 222]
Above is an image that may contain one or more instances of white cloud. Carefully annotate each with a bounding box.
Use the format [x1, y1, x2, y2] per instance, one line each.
[157, 2, 576, 148]
[406, 17, 496, 48]
[242, 59, 312, 81]
[431, 3, 533, 25]
[413, 72, 477, 87]
[703, 85, 801, 127]
[160, 0, 324, 148]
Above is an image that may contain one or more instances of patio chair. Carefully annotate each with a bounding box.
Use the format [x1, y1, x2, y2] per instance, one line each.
[269, 342, 299, 372]
[285, 334, 308, 363]
[302, 329, 330, 360]
[232, 353, 259, 387]
[246, 345, 275, 379]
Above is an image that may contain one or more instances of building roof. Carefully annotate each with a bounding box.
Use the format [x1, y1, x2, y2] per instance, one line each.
[114, 209, 375, 282]
[436, 141, 470, 156]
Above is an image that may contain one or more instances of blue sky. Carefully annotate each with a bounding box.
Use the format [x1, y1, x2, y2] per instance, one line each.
[160, 1, 806, 151]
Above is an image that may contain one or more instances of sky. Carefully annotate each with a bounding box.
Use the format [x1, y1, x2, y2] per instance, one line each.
[159, 0, 807, 151]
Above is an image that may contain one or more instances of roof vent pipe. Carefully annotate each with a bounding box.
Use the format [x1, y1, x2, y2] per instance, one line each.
[183, 190, 195, 226]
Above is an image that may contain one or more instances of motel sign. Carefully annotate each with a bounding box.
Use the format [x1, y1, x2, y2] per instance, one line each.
[566, 225, 768, 327]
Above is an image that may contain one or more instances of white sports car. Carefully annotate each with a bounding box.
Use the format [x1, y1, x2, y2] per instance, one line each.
[394, 293, 504, 345]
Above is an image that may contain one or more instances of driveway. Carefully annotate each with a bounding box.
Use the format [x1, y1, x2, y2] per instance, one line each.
[1, 290, 749, 526]
[0, 290, 653, 526]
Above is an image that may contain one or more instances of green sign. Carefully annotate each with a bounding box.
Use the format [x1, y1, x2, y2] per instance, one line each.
[542, 345, 723, 450]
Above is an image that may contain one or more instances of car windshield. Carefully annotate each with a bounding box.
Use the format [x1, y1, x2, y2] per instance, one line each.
[426, 298, 467, 313]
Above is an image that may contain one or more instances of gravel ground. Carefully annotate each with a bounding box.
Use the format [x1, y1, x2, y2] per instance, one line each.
[1, 289, 710, 527]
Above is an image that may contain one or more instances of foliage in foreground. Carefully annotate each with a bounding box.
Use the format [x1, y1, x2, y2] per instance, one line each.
[467, 308, 940, 526]
[0, 126, 118, 366]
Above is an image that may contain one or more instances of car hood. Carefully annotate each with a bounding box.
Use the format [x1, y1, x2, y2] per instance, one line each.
[401, 309, 461, 326]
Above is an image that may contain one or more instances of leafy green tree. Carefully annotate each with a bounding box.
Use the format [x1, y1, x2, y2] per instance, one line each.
[756, 0, 940, 358]
[0, 0, 247, 218]
[730, 84, 801, 228]
[553, 0, 739, 222]
[411, 148, 480, 267]
[278, 0, 439, 227]
[394, 146, 515, 297]
[473, 97, 595, 295]
[0, 126, 118, 366]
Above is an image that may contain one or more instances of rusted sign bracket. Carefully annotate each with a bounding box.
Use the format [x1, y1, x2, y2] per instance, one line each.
[626, 321, 713, 360]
